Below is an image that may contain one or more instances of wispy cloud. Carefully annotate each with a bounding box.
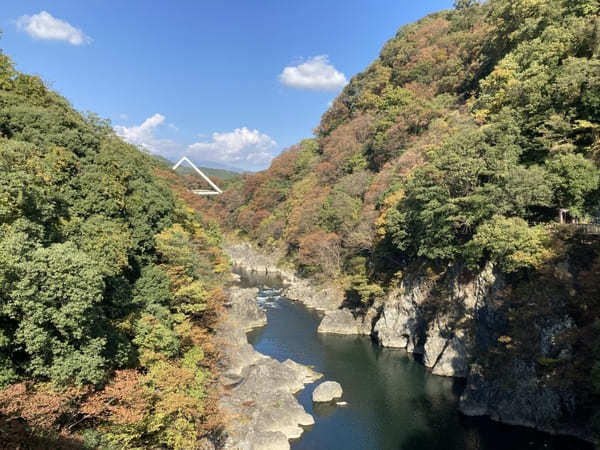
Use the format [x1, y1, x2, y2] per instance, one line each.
[115, 114, 178, 155]
[16, 11, 91, 45]
[187, 127, 277, 170]
[279, 55, 347, 91]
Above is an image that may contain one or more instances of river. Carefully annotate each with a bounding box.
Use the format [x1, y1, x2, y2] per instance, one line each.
[238, 269, 588, 450]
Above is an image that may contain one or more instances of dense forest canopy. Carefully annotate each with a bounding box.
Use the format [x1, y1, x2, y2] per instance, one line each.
[207, 0, 600, 279]
[201, 0, 600, 440]
[0, 47, 227, 448]
[1, 0, 600, 446]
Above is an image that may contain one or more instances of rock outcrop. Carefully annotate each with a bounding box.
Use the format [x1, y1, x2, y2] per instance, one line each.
[312, 381, 343, 403]
[226, 242, 370, 345]
[372, 263, 500, 377]
[223, 242, 590, 441]
[225, 286, 267, 331]
[217, 286, 322, 449]
[317, 307, 377, 335]
[224, 242, 343, 312]
[282, 280, 342, 312]
[225, 241, 287, 276]
[458, 360, 585, 439]
[371, 263, 588, 440]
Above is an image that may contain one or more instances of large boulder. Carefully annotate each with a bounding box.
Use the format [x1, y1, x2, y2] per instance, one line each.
[283, 280, 342, 311]
[224, 242, 285, 275]
[317, 309, 356, 334]
[312, 381, 343, 403]
[225, 286, 267, 331]
[317, 307, 377, 335]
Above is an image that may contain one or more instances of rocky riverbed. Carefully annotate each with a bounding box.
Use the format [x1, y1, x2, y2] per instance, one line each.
[225, 242, 346, 312]
[223, 241, 593, 443]
[216, 285, 322, 449]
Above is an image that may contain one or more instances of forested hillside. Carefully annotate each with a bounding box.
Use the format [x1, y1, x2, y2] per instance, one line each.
[0, 49, 227, 448]
[202, 0, 600, 441]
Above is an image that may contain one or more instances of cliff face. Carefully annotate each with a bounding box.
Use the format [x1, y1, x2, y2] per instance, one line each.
[369, 262, 587, 439]
[373, 262, 501, 376]
[212, 0, 600, 442]
[227, 241, 590, 440]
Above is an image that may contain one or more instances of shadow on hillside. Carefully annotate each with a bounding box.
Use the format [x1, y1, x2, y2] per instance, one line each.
[0, 417, 85, 450]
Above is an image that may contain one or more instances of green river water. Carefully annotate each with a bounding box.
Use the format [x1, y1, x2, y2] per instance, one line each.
[239, 269, 588, 450]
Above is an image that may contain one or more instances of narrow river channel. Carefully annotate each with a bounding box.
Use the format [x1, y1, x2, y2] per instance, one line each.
[238, 269, 587, 450]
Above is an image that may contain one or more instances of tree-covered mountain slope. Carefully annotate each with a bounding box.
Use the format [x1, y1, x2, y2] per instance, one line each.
[0, 49, 227, 448]
[203, 0, 600, 441]
[210, 0, 600, 271]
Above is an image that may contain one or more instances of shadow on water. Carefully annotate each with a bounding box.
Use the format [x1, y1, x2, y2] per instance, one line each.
[241, 271, 591, 450]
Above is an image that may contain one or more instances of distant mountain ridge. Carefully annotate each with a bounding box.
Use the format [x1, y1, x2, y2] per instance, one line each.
[151, 154, 243, 179]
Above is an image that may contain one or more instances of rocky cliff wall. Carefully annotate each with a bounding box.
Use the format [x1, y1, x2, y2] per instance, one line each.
[223, 241, 590, 442]
[372, 262, 587, 440]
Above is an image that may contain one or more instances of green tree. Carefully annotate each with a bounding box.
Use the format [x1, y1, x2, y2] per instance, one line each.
[465, 215, 553, 272]
[8, 243, 107, 385]
[545, 153, 600, 218]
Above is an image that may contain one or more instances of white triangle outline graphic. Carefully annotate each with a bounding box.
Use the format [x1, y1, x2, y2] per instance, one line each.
[172, 156, 223, 195]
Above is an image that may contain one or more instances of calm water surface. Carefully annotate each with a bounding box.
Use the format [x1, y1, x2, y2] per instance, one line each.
[238, 269, 588, 450]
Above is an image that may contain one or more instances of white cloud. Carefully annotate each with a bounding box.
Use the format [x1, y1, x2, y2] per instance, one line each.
[279, 55, 347, 91]
[116, 116, 276, 170]
[187, 127, 277, 169]
[16, 11, 91, 45]
[115, 114, 178, 155]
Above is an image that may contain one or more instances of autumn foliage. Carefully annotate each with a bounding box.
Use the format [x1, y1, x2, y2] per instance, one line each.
[0, 49, 229, 447]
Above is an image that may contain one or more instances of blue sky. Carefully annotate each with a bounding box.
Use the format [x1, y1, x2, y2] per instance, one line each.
[1, 1, 453, 171]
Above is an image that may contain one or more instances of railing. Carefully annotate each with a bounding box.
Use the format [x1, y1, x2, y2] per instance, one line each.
[546, 222, 600, 235]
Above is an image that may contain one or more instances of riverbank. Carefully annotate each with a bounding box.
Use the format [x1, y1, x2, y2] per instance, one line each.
[225, 241, 352, 313]
[223, 240, 594, 444]
[244, 276, 586, 450]
[216, 283, 321, 449]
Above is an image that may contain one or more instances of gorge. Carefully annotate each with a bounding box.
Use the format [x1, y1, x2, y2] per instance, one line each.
[219, 249, 590, 449]
[1, 0, 599, 448]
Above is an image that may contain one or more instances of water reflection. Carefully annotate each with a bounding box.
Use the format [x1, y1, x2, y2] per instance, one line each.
[240, 271, 590, 450]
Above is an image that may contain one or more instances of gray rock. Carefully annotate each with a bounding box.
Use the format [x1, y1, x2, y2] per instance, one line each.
[423, 319, 469, 377]
[458, 360, 582, 438]
[312, 381, 343, 402]
[224, 241, 343, 311]
[223, 430, 289, 450]
[226, 286, 267, 331]
[225, 242, 286, 275]
[373, 277, 430, 350]
[218, 279, 322, 449]
[372, 263, 501, 376]
[317, 308, 375, 335]
[540, 316, 575, 357]
[282, 281, 343, 311]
